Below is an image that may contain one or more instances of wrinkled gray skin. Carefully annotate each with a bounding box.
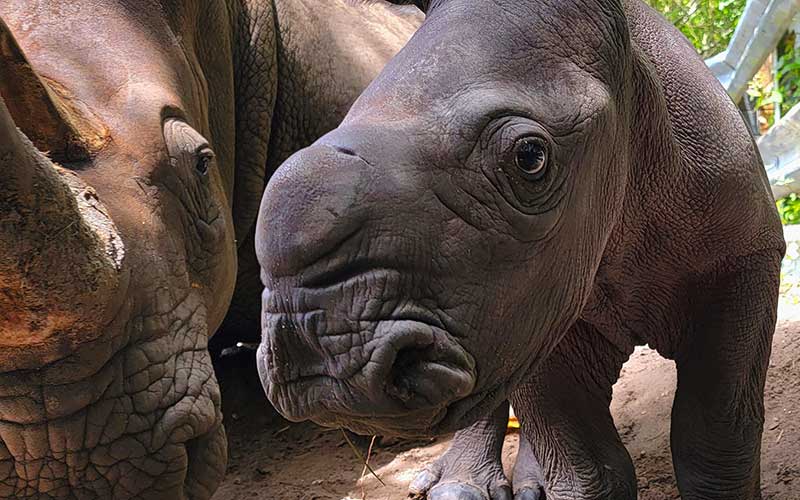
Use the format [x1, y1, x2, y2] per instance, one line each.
[256, 0, 785, 499]
[0, 1, 418, 498]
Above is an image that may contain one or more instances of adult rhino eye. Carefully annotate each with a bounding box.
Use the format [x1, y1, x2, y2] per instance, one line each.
[514, 137, 548, 178]
[196, 150, 214, 176]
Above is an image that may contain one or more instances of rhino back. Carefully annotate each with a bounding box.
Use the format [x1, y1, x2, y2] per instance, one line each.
[583, 0, 785, 356]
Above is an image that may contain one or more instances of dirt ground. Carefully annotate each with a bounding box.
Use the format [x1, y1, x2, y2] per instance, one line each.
[212, 320, 800, 500]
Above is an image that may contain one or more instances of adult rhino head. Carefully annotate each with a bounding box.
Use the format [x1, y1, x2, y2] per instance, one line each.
[0, 1, 271, 497]
[256, 0, 633, 436]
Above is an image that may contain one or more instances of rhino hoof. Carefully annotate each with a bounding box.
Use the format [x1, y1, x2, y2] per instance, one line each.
[427, 482, 500, 500]
[514, 486, 545, 500]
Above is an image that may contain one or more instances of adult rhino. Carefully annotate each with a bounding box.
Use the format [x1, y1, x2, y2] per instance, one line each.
[0, 1, 418, 498]
[256, 0, 785, 499]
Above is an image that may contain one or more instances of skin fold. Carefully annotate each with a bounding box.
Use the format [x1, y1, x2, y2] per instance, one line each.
[255, 0, 785, 499]
[0, 1, 418, 499]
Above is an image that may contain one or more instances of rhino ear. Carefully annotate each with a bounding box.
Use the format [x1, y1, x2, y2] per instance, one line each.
[0, 17, 108, 162]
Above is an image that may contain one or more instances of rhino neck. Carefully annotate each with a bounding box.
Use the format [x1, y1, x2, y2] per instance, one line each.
[582, 12, 699, 353]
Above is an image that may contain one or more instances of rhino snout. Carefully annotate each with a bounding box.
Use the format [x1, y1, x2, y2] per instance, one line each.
[255, 144, 369, 281]
[383, 328, 477, 409]
[256, 138, 482, 435]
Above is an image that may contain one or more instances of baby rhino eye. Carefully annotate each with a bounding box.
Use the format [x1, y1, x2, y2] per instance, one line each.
[514, 137, 548, 178]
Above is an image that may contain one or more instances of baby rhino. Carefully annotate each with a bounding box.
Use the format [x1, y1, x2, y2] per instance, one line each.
[255, 0, 785, 498]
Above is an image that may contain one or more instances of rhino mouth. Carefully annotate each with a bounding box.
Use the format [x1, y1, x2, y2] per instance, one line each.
[257, 271, 480, 436]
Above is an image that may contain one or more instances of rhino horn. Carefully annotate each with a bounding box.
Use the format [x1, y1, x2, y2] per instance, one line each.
[0, 93, 125, 369]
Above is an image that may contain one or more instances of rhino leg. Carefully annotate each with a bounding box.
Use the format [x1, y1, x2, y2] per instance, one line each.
[510, 433, 546, 500]
[409, 402, 512, 500]
[670, 253, 779, 500]
[511, 323, 636, 500]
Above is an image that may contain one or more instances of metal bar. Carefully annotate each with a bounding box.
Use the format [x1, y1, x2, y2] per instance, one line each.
[760, 101, 800, 198]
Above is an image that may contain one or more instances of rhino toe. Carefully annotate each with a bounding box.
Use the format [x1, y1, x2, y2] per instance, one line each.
[427, 482, 498, 500]
[514, 485, 545, 500]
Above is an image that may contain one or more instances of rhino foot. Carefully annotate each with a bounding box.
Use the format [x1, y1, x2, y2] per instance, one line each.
[513, 486, 545, 500]
[410, 475, 511, 500]
[408, 402, 513, 499]
[407, 444, 546, 500]
[408, 443, 512, 499]
[427, 482, 506, 500]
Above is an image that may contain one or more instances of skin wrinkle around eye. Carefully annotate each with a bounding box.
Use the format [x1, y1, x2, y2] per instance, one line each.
[475, 119, 566, 221]
[428, 88, 608, 237]
[157, 119, 230, 284]
[499, 159, 570, 214]
[161, 173, 209, 219]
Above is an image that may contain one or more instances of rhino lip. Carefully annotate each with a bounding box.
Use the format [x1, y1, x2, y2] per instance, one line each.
[259, 312, 478, 429]
[261, 258, 478, 429]
[261, 311, 464, 385]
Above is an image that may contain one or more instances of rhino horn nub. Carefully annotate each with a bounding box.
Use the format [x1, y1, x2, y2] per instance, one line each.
[0, 95, 125, 370]
[0, 17, 108, 163]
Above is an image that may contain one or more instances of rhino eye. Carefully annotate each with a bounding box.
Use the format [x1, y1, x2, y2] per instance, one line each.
[196, 149, 214, 176]
[514, 137, 548, 179]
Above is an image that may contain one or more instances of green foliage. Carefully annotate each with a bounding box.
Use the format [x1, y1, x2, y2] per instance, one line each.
[773, 33, 800, 118]
[747, 32, 800, 129]
[645, 0, 747, 58]
[777, 193, 800, 225]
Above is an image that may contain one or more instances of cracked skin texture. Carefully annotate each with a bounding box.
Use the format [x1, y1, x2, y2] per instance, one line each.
[0, 1, 419, 499]
[255, 0, 786, 499]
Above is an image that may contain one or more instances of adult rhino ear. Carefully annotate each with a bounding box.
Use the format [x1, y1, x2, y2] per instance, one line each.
[0, 17, 108, 162]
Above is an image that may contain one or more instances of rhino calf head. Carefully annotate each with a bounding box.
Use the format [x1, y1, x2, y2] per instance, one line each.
[256, 0, 631, 436]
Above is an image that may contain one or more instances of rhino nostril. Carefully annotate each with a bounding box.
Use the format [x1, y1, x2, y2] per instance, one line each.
[383, 334, 477, 411]
[387, 346, 431, 404]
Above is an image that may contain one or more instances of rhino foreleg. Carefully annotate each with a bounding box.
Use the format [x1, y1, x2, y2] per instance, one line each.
[511, 322, 636, 500]
[510, 432, 546, 500]
[409, 402, 513, 500]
